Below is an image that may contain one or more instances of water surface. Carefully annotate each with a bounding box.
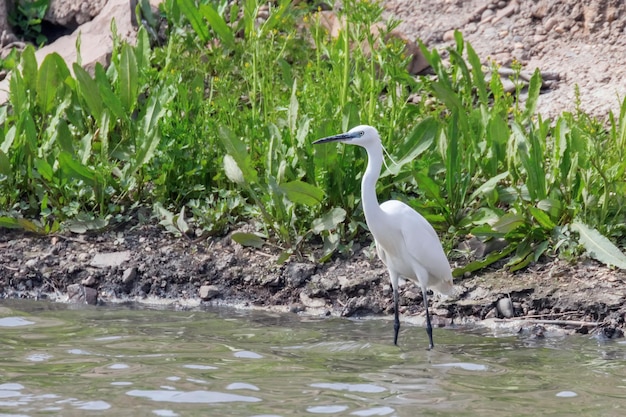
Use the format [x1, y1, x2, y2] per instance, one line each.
[1, 299, 625, 416]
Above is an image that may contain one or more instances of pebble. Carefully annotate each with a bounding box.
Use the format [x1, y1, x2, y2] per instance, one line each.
[67, 284, 98, 305]
[497, 297, 514, 318]
[122, 267, 137, 284]
[81, 276, 97, 286]
[284, 262, 315, 288]
[24, 258, 38, 269]
[199, 285, 220, 300]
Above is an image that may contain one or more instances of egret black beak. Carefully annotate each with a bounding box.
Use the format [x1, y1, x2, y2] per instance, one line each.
[313, 132, 356, 145]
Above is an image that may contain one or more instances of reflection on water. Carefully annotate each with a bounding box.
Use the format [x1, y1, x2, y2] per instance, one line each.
[1, 299, 626, 416]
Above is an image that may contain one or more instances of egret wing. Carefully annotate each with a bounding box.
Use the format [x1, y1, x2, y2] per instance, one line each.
[380, 200, 454, 294]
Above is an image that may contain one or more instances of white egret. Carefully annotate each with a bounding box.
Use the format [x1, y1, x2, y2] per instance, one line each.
[314, 125, 455, 349]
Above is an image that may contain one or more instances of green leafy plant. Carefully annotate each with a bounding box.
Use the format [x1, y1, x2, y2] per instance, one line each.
[8, 0, 49, 45]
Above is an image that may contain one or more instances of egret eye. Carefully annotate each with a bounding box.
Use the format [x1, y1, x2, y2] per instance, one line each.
[359, 131, 365, 136]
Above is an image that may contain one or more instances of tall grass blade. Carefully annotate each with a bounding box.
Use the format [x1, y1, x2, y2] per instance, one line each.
[200, 3, 235, 49]
[20, 46, 38, 99]
[73, 63, 103, 119]
[177, 0, 209, 41]
[119, 44, 139, 113]
[466, 42, 488, 105]
[95, 64, 125, 120]
[523, 69, 542, 122]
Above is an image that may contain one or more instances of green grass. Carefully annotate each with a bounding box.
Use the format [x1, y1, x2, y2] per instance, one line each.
[1, 0, 625, 271]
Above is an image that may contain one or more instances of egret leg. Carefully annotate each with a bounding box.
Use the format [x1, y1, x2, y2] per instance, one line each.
[393, 286, 400, 345]
[422, 287, 434, 350]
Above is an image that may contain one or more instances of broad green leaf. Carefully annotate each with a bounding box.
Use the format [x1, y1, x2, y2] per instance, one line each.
[34, 158, 53, 182]
[135, 26, 151, 72]
[17, 218, 45, 234]
[505, 240, 533, 271]
[231, 232, 265, 249]
[65, 216, 108, 234]
[142, 84, 176, 135]
[177, 0, 210, 41]
[312, 207, 346, 234]
[0, 216, 20, 228]
[452, 244, 515, 277]
[318, 232, 340, 263]
[537, 197, 562, 219]
[0, 150, 10, 176]
[119, 43, 139, 113]
[58, 151, 97, 186]
[492, 212, 525, 234]
[10, 71, 28, 114]
[523, 68, 542, 121]
[466, 42, 488, 105]
[218, 125, 258, 184]
[131, 86, 175, 173]
[200, 3, 235, 48]
[384, 117, 438, 177]
[430, 81, 463, 112]
[98, 110, 111, 157]
[21, 111, 38, 153]
[529, 206, 556, 230]
[469, 171, 509, 202]
[1, 125, 16, 153]
[414, 171, 444, 206]
[95, 64, 126, 120]
[175, 206, 190, 235]
[37, 53, 69, 114]
[154, 202, 181, 236]
[73, 63, 103, 119]
[571, 221, 626, 269]
[279, 180, 324, 206]
[224, 153, 245, 184]
[20, 45, 38, 98]
[132, 130, 161, 174]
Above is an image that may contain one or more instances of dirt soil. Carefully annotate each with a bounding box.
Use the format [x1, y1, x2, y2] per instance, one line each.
[2, 0, 626, 340]
[386, 0, 626, 119]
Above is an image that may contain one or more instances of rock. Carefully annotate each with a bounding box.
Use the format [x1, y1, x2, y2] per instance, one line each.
[442, 29, 456, 42]
[0, 1, 17, 46]
[313, 10, 430, 75]
[199, 285, 220, 300]
[481, 8, 494, 22]
[45, 0, 108, 29]
[284, 262, 315, 287]
[0, 0, 146, 104]
[299, 292, 327, 309]
[67, 284, 98, 305]
[81, 275, 97, 286]
[493, 0, 519, 23]
[122, 267, 137, 284]
[532, 1, 549, 19]
[497, 297, 514, 318]
[24, 258, 38, 269]
[90, 251, 131, 268]
[343, 296, 382, 316]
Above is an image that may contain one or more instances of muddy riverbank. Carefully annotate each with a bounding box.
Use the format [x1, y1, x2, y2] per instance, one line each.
[2, 225, 625, 340]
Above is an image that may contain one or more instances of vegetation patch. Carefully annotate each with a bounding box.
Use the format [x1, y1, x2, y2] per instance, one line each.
[1, 0, 625, 275]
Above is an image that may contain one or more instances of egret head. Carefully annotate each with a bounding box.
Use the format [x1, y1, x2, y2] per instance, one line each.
[313, 125, 380, 149]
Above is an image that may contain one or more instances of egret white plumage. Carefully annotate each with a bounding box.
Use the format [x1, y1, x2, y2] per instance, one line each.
[314, 125, 455, 349]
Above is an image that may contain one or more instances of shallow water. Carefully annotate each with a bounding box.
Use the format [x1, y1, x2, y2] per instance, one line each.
[1, 300, 625, 417]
